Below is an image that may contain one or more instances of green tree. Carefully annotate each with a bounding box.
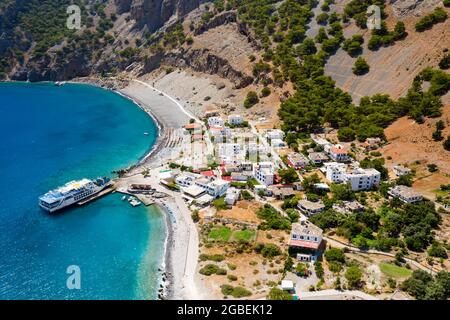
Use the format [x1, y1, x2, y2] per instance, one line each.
[345, 266, 362, 288]
[244, 91, 259, 108]
[353, 57, 370, 75]
[338, 127, 356, 142]
[444, 135, 450, 151]
[331, 183, 355, 201]
[268, 288, 293, 300]
[278, 168, 299, 184]
[325, 248, 346, 263]
[393, 21, 407, 40]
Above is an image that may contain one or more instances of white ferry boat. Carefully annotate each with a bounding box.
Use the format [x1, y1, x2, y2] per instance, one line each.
[39, 177, 111, 213]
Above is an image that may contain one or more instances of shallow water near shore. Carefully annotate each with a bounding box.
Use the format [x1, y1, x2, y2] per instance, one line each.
[0, 82, 165, 299]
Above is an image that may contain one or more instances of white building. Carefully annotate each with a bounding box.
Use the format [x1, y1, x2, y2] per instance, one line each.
[344, 168, 381, 191]
[287, 152, 309, 169]
[247, 142, 267, 155]
[254, 162, 275, 186]
[323, 162, 347, 183]
[297, 200, 325, 216]
[271, 138, 286, 148]
[228, 114, 244, 125]
[327, 144, 350, 162]
[308, 152, 329, 165]
[207, 116, 224, 127]
[225, 188, 241, 205]
[218, 143, 241, 157]
[175, 173, 200, 187]
[265, 129, 285, 141]
[206, 179, 230, 198]
[393, 165, 412, 177]
[388, 185, 423, 204]
[240, 161, 253, 171]
[181, 185, 206, 199]
[289, 221, 323, 262]
[194, 177, 214, 190]
[209, 125, 232, 140]
[310, 134, 331, 147]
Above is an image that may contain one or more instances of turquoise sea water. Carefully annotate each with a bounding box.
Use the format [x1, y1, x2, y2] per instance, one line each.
[0, 82, 165, 299]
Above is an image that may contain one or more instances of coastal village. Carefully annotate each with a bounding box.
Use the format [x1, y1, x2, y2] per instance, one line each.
[112, 102, 449, 300]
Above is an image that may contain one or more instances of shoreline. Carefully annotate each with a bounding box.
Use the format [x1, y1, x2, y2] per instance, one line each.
[2, 78, 198, 300]
[91, 78, 196, 300]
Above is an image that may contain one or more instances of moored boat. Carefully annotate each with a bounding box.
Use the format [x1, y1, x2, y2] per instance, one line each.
[39, 177, 111, 213]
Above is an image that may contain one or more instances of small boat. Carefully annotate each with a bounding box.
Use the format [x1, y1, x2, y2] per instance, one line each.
[121, 195, 126, 201]
[54, 81, 66, 86]
[129, 199, 141, 207]
[144, 132, 149, 136]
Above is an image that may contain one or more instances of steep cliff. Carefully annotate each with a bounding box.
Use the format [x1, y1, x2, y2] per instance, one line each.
[119, 0, 207, 32]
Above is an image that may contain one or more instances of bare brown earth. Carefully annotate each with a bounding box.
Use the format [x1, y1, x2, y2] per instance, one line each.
[197, 200, 288, 299]
[381, 101, 450, 197]
[325, 5, 450, 103]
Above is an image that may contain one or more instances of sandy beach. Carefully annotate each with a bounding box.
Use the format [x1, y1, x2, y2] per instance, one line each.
[114, 79, 206, 300]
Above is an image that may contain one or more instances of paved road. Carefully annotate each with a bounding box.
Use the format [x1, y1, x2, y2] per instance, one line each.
[299, 289, 379, 300]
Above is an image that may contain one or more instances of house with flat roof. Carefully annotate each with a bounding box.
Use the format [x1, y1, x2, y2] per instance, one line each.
[195, 194, 215, 206]
[388, 185, 423, 204]
[289, 221, 323, 262]
[207, 116, 224, 127]
[206, 179, 230, 198]
[269, 186, 296, 200]
[297, 200, 325, 216]
[265, 129, 285, 141]
[344, 168, 381, 191]
[393, 165, 412, 177]
[323, 162, 347, 183]
[254, 162, 275, 186]
[271, 138, 286, 148]
[308, 152, 329, 165]
[225, 188, 240, 206]
[182, 185, 206, 199]
[175, 173, 200, 187]
[287, 152, 309, 170]
[228, 114, 244, 125]
[333, 200, 365, 214]
[231, 172, 251, 182]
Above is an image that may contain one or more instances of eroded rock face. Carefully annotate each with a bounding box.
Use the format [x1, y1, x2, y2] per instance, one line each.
[164, 48, 254, 88]
[127, 0, 206, 32]
[389, 0, 443, 17]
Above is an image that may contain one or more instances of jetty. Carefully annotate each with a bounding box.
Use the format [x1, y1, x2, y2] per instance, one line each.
[116, 186, 157, 206]
[77, 186, 115, 206]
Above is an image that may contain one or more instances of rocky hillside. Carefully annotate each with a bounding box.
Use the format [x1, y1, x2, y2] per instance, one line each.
[324, 0, 449, 103]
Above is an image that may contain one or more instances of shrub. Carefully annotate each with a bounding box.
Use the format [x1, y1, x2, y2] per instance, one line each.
[227, 263, 237, 270]
[325, 248, 346, 263]
[415, 7, 448, 32]
[268, 288, 293, 300]
[314, 260, 324, 279]
[261, 244, 282, 258]
[244, 91, 259, 108]
[261, 87, 271, 97]
[199, 264, 219, 276]
[191, 211, 199, 222]
[216, 268, 227, 275]
[345, 266, 363, 288]
[227, 274, 238, 281]
[353, 57, 370, 75]
[444, 135, 450, 151]
[221, 285, 252, 298]
[428, 243, 448, 259]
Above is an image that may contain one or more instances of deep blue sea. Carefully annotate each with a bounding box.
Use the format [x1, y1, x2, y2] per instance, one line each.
[0, 82, 166, 299]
